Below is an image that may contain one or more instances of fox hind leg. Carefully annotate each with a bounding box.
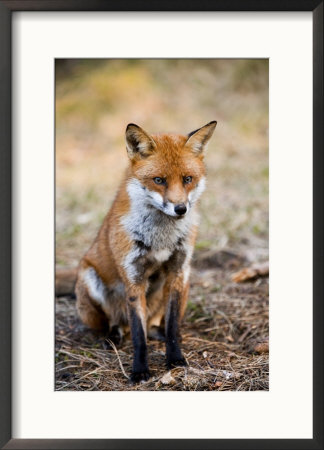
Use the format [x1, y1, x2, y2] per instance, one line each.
[76, 267, 126, 347]
[147, 314, 165, 342]
[107, 325, 124, 346]
[75, 278, 108, 331]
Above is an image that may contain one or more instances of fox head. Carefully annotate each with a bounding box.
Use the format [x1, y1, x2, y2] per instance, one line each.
[125, 121, 217, 218]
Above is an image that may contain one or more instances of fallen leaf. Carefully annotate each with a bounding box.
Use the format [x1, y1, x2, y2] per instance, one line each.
[254, 341, 269, 354]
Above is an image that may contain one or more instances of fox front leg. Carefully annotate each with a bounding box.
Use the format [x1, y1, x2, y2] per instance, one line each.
[126, 287, 150, 383]
[164, 276, 189, 369]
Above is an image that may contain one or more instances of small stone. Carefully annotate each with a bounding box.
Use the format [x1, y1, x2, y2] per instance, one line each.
[160, 371, 176, 385]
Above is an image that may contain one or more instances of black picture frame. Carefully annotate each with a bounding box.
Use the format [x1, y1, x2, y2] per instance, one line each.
[0, 1, 323, 449]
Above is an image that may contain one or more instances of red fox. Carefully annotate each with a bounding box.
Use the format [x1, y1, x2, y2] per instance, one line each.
[58, 121, 217, 383]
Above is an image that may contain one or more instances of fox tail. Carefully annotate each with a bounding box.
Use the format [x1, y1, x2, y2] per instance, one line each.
[55, 267, 78, 297]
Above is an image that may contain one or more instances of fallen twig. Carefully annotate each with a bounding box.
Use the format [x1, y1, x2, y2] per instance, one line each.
[232, 262, 269, 283]
[106, 339, 130, 380]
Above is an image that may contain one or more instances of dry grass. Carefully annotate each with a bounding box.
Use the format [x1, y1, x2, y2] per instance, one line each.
[55, 59, 269, 391]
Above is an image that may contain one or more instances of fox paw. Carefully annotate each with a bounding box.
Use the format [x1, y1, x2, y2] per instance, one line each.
[108, 325, 123, 346]
[167, 356, 188, 369]
[130, 370, 151, 384]
[148, 325, 165, 342]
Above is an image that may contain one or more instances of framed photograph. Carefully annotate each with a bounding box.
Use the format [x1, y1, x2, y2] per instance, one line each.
[0, 1, 322, 449]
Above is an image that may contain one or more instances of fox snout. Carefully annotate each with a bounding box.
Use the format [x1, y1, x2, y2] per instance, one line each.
[161, 198, 189, 218]
[174, 203, 187, 216]
[164, 184, 189, 217]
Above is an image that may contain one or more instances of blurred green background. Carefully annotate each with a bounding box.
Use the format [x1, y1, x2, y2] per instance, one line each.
[56, 59, 268, 267]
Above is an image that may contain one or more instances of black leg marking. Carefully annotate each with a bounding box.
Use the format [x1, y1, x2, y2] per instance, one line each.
[148, 325, 165, 342]
[165, 291, 187, 369]
[108, 325, 123, 346]
[129, 307, 150, 383]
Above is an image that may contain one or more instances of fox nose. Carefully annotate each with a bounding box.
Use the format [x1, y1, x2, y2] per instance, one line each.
[174, 203, 187, 216]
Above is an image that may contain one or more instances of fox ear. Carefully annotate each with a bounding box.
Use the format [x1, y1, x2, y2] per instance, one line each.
[186, 121, 217, 155]
[126, 123, 156, 160]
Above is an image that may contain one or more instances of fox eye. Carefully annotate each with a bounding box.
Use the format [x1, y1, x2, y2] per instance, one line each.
[183, 176, 192, 184]
[153, 177, 166, 185]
